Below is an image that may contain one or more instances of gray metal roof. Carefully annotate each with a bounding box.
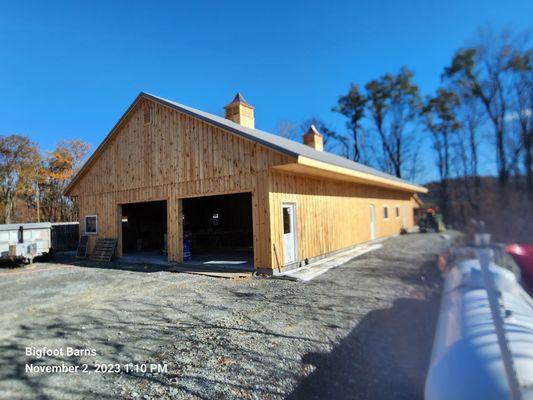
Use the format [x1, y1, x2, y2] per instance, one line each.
[144, 92, 421, 189]
[65, 92, 424, 195]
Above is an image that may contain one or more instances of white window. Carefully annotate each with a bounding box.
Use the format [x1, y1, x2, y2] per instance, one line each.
[396, 206, 400, 218]
[383, 206, 389, 220]
[84, 215, 97, 235]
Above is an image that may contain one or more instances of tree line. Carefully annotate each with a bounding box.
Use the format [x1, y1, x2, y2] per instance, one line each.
[0, 136, 90, 224]
[0, 28, 530, 234]
[280, 28, 532, 229]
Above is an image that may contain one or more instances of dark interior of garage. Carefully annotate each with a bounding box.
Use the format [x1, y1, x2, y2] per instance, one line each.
[183, 192, 253, 258]
[121, 200, 167, 254]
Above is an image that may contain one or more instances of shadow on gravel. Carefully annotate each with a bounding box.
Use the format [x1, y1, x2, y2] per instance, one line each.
[0, 319, 127, 399]
[287, 294, 441, 400]
[0, 296, 309, 399]
[1, 233, 449, 399]
[50, 254, 175, 273]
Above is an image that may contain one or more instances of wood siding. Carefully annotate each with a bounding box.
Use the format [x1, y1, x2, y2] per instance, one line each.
[268, 171, 416, 268]
[71, 99, 293, 267]
[69, 96, 421, 271]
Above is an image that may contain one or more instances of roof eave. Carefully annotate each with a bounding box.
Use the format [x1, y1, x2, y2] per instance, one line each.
[292, 156, 428, 193]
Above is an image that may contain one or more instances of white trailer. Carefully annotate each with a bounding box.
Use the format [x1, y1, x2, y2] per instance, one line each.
[0, 222, 52, 264]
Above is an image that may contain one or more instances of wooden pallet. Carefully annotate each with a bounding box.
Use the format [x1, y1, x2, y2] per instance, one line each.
[89, 238, 117, 262]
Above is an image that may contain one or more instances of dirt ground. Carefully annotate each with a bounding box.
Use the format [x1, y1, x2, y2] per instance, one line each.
[0, 232, 455, 400]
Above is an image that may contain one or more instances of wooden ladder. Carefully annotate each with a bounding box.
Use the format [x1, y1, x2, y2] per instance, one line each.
[76, 235, 89, 258]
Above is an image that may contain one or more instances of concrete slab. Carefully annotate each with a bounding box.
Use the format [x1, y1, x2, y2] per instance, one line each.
[183, 250, 254, 271]
[119, 250, 254, 272]
[171, 267, 253, 279]
[119, 252, 173, 267]
[275, 243, 383, 282]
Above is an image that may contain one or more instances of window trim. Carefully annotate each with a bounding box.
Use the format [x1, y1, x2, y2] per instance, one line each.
[396, 206, 401, 218]
[84, 215, 98, 235]
[282, 202, 298, 264]
[383, 205, 389, 220]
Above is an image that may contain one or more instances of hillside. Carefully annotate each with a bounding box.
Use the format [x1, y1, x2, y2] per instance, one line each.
[421, 176, 533, 244]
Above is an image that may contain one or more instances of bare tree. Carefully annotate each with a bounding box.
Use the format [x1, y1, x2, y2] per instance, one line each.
[365, 67, 421, 178]
[444, 28, 531, 186]
[333, 84, 367, 162]
[509, 49, 533, 192]
[422, 89, 462, 222]
[300, 117, 338, 150]
[275, 121, 299, 141]
[451, 97, 484, 218]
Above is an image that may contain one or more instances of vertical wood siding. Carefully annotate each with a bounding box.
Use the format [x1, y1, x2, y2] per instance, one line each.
[268, 171, 416, 268]
[71, 99, 292, 267]
[70, 97, 420, 271]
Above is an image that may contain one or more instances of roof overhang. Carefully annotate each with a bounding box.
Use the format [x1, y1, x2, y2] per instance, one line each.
[272, 156, 428, 194]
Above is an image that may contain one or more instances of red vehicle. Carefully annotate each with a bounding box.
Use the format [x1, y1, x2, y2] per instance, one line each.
[506, 244, 533, 292]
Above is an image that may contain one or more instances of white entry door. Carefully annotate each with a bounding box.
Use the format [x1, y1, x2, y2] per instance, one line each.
[370, 204, 377, 240]
[282, 203, 297, 264]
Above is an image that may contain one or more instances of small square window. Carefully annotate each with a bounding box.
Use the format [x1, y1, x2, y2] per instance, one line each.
[383, 206, 389, 220]
[84, 215, 97, 235]
[283, 208, 291, 234]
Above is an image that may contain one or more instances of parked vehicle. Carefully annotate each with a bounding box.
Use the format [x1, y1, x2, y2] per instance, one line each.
[0, 222, 52, 264]
[506, 243, 533, 292]
[419, 208, 445, 233]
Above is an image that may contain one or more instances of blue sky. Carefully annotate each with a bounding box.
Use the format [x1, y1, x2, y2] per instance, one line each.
[1, 0, 531, 183]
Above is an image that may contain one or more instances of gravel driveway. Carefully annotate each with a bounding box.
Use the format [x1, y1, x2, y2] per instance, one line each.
[0, 232, 454, 400]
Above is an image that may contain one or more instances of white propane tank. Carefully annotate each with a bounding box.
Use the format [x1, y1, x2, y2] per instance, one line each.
[425, 258, 533, 400]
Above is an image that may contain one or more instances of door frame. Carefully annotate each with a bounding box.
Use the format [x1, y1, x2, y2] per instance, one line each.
[118, 199, 169, 258]
[370, 203, 377, 240]
[282, 202, 298, 265]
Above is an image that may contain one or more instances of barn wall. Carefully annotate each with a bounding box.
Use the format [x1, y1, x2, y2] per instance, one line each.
[70, 96, 422, 271]
[268, 171, 416, 268]
[72, 99, 292, 267]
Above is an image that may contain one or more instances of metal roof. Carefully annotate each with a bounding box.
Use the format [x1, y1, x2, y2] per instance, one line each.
[143, 92, 421, 189]
[65, 92, 425, 194]
[224, 92, 254, 108]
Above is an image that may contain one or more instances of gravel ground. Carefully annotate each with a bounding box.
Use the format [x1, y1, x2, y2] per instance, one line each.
[0, 232, 456, 400]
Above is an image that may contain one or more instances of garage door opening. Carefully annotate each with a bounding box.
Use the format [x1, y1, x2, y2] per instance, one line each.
[182, 192, 253, 269]
[121, 200, 168, 264]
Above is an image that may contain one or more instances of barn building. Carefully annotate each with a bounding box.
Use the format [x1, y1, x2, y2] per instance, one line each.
[64, 92, 426, 273]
